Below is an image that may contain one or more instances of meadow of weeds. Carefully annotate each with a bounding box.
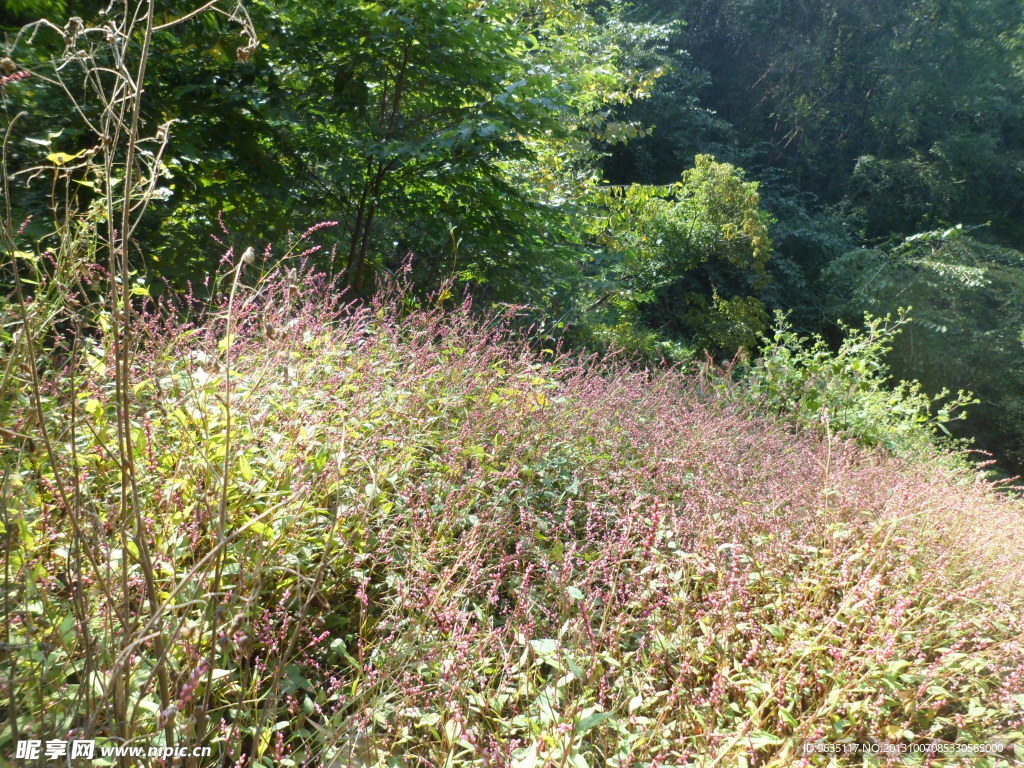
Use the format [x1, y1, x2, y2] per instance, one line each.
[3, 256, 1023, 767]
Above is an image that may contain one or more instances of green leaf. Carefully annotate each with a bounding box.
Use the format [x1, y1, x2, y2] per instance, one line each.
[530, 638, 557, 654]
[283, 664, 313, 692]
[238, 453, 255, 482]
[576, 708, 612, 734]
[748, 731, 784, 748]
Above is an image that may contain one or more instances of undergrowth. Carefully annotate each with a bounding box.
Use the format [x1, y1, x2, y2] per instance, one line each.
[2, 260, 1023, 767]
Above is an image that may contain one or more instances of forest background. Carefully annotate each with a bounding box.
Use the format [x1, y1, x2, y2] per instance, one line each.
[3, 0, 1024, 471]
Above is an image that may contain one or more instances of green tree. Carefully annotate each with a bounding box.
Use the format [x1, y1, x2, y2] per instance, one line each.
[5, 0, 658, 304]
[151, 0, 656, 301]
[579, 154, 771, 356]
[672, 0, 1024, 241]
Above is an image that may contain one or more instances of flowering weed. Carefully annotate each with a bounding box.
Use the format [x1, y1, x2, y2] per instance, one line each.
[2, 263, 1022, 767]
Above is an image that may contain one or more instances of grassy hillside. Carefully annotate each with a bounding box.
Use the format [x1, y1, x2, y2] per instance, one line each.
[3, 264, 1023, 767]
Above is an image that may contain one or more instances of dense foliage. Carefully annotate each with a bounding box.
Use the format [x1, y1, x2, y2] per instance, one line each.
[608, 0, 1024, 470]
[6, 0, 1022, 466]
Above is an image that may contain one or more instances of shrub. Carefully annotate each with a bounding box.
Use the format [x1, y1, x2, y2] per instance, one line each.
[738, 309, 977, 459]
[577, 156, 772, 359]
[825, 227, 1024, 471]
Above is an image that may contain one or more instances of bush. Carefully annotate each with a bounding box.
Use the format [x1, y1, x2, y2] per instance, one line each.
[578, 156, 773, 359]
[739, 309, 977, 459]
